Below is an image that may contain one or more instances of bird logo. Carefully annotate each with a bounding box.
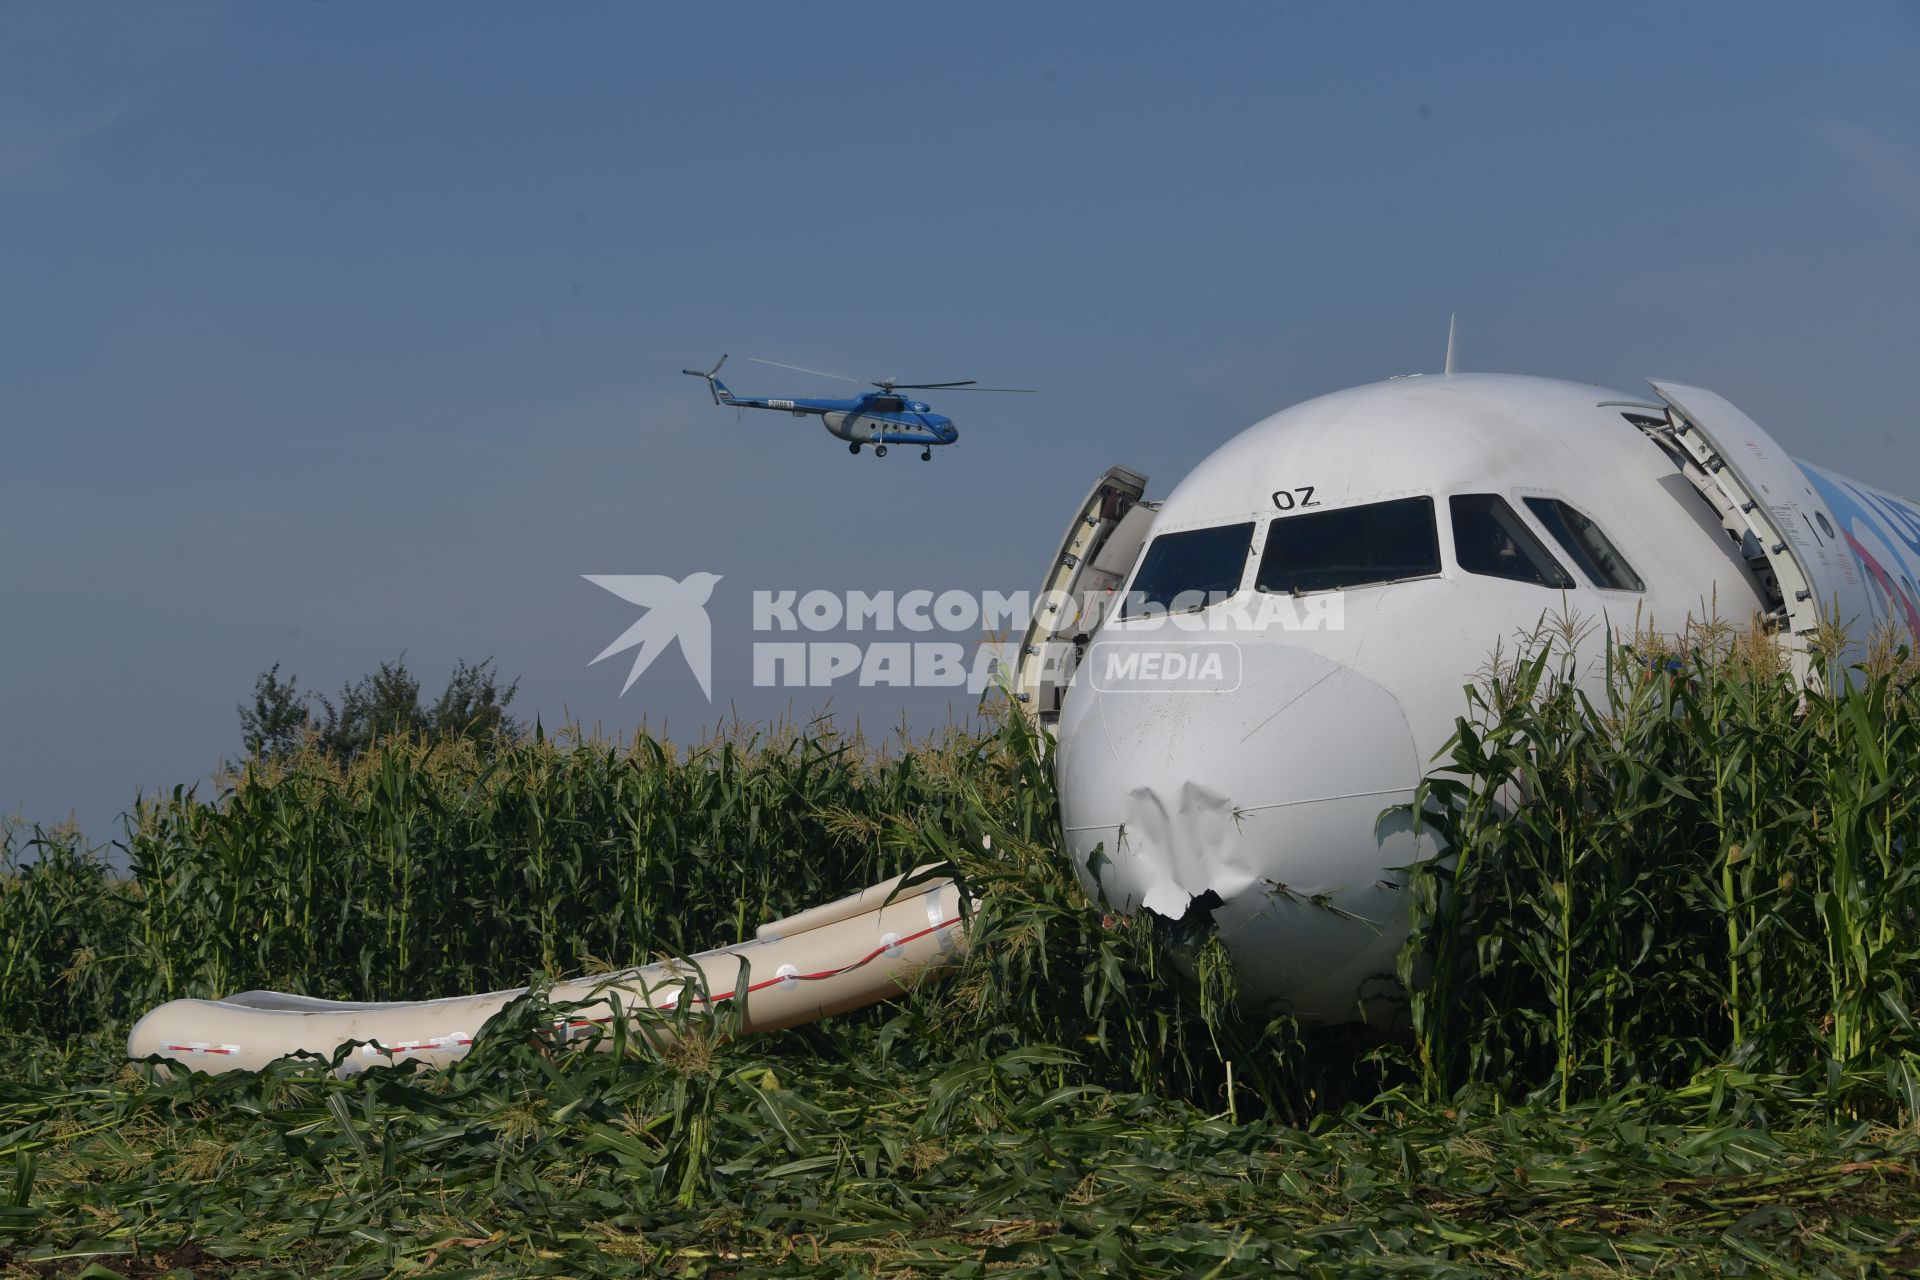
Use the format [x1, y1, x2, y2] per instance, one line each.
[583, 572, 723, 699]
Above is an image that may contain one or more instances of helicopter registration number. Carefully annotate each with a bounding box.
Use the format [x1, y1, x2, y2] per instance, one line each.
[769, 399, 795, 409]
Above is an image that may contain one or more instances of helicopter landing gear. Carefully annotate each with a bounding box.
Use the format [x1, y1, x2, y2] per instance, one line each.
[921, 449, 932, 461]
[874, 445, 888, 458]
[849, 442, 860, 455]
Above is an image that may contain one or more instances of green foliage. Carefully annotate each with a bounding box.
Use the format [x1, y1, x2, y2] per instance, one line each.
[0, 824, 133, 1046]
[310, 655, 428, 757]
[426, 655, 522, 745]
[8, 657, 1920, 1274]
[236, 654, 521, 762]
[11, 719, 980, 1028]
[6, 1032, 1919, 1276]
[236, 663, 308, 761]
[0, 710, 1296, 1116]
[1401, 635, 1920, 1117]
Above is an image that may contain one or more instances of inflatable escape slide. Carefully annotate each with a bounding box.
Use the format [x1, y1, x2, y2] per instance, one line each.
[128, 869, 966, 1075]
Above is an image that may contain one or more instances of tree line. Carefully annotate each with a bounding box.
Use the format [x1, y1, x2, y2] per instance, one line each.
[238, 656, 520, 761]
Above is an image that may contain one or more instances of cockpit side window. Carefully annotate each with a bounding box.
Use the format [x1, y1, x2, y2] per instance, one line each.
[1121, 522, 1255, 618]
[1449, 494, 1575, 588]
[1523, 497, 1645, 591]
[1255, 496, 1441, 595]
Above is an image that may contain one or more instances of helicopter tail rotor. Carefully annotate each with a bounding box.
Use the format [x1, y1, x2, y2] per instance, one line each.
[681, 354, 730, 404]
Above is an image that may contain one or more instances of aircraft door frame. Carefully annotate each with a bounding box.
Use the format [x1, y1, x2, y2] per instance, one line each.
[1648, 381, 1870, 684]
[1013, 466, 1153, 732]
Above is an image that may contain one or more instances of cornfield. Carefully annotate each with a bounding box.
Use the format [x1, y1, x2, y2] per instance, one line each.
[1401, 625, 1920, 1118]
[4, 653, 1920, 1276]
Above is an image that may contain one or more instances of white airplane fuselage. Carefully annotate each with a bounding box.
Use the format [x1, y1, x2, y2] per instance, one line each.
[1048, 373, 1920, 1024]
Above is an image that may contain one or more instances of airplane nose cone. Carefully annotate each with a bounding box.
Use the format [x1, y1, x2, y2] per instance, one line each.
[1055, 638, 1436, 1023]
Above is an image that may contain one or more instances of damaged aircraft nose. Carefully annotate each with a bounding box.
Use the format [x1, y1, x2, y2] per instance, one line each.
[1054, 640, 1438, 1023]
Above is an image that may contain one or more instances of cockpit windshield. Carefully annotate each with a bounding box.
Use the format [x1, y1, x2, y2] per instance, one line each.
[1523, 497, 1644, 591]
[1121, 522, 1255, 618]
[1255, 496, 1441, 595]
[1449, 494, 1574, 588]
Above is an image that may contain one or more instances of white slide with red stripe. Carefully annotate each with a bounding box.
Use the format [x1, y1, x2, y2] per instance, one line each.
[127, 869, 967, 1075]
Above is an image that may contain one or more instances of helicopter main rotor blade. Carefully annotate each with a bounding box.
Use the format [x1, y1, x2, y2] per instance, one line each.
[912, 386, 1038, 393]
[886, 380, 977, 389]
[747, 357, 865, 385]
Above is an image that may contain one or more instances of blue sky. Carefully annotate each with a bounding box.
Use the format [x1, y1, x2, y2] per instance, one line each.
[4, 2, 1918, 841]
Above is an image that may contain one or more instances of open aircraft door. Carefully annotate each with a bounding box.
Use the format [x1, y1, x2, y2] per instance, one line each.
[1012, 466, 1154, 733]
[1649, 381, 1871, 684]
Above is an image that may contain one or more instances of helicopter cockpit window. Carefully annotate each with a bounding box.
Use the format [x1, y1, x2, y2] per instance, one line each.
[1449, 494, 1574, 588]
[1255, 496, 1441, 595]
[1522, 497, 1645, 591]
[1121, 522, 1255, 618]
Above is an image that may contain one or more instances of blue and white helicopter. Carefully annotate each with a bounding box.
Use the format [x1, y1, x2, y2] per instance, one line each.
[682, 355, 1033, 460]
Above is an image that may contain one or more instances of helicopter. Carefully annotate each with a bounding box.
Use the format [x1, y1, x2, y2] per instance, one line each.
[682, 355, 1033, 460]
